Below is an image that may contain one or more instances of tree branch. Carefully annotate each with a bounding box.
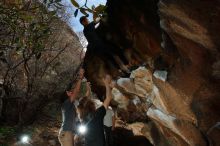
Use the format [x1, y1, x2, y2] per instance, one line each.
[40, 43, 69, 77]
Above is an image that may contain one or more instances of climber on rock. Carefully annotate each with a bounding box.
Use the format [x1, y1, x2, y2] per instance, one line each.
[79, 15, 130, 74]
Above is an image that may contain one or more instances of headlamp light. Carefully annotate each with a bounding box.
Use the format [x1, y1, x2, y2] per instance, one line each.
[21, 135, 30, 143]
[78, 124, 87, 134]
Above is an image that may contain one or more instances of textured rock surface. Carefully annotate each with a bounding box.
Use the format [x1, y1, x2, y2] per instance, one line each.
[84, 0, 220, 145]
[111, 67, 209, 146]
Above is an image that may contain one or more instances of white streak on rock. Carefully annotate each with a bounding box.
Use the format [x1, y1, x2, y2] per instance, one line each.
[153, 70, 168, 81]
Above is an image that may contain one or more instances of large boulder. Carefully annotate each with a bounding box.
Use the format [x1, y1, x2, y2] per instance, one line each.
[83, 0, 220, 145]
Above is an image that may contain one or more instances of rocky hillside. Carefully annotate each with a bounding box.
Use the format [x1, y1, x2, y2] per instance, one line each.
[0, 1, 83, 145]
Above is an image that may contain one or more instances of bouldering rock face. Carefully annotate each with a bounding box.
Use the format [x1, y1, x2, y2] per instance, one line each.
[111, 67, 209, 146]
[84, 0, 220, 145]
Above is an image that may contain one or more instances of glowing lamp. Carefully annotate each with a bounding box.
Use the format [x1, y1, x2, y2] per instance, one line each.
[21, 135, 29, 143]
[78, 125, 87, 134]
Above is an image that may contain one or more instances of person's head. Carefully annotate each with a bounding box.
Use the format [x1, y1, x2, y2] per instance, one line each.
[66, 88, 75, 99]
[60, 82, 77, 103]
[77, 96, 96, 123]
[80, 16, 89, 26]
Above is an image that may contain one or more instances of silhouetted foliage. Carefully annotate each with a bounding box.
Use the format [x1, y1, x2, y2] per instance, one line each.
[71, 0, 106, 18]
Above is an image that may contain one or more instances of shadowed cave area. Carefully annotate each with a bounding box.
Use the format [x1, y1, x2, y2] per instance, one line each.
[0, 0, 220, 146]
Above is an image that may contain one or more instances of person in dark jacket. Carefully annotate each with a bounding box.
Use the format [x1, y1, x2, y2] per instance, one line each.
[76, 75, 113, 146]
[80, 16, 129, 73]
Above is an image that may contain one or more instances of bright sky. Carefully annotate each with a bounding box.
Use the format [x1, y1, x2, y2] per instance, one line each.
[62, 0, 107, 32]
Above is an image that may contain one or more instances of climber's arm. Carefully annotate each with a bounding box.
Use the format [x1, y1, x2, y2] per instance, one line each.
[85, 82, 91, 97]
[103, 75, 113, 109]
[70, 68, 84, 102]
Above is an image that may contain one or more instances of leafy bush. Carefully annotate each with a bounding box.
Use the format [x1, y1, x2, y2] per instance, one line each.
[0, 127, 16, 138]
